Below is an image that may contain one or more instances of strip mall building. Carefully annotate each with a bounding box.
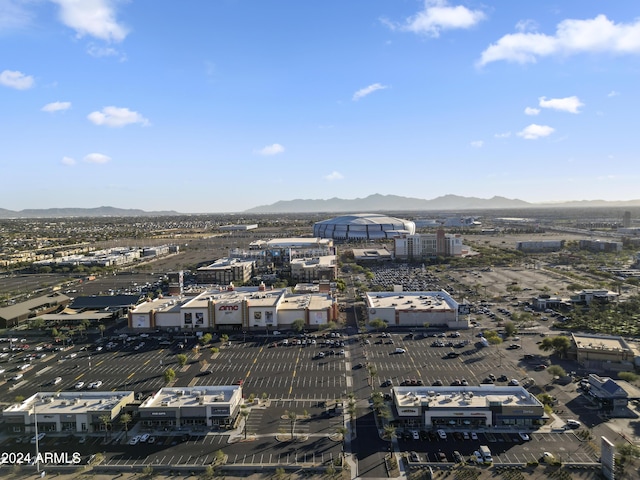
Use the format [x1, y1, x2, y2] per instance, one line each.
[128, 283, 339, 331]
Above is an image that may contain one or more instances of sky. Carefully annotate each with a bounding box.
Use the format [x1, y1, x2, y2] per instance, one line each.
[2, 0, 640, 213]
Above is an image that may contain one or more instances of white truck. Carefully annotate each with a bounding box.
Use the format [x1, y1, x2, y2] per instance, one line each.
[479, 445, 493, 464]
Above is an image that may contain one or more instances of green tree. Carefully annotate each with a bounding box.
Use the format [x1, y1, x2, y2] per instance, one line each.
[200, 333, 213, 345]
[369, 318, 387, 332]
[539, 336, 571, 358]
[119, 413, 132, 440]
[220, 333, 229, 344]
[292, 318, 305, 333]
[547, 365, 567, 379]
[619, 371, 638, 383]
[30, 317, 45, 330]
[163, 368, 176, 384]
[98, 323, 106, 338]
[176, 353, 188, 366]
[503, 321, 517, 338]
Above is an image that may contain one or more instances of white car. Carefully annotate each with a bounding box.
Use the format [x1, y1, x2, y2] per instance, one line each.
[519, 432, 530, 441]
[128, 435, 140, 445]
[437, 429, 447, 440]
[52, 376, 62, 385]
[473, 451, 483, 463]
[88, 380, 103, 389]
[411, 430, 420, 440]
[565, 419, 581, 429]
[508, 379, 520, 386]
[74, 381, 85, 389]
[11, 374, 24, 381]
[471, 432, 478, 440]
[139, 433, 150, 442]
[30, 433, 46, 444]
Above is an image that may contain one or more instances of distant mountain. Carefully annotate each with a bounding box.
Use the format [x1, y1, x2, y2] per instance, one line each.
[0, 206, 181, 219]
[244, 194, 534, 213]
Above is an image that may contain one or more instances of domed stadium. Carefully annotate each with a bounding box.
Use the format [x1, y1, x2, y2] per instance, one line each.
[313, 213, 415, 241]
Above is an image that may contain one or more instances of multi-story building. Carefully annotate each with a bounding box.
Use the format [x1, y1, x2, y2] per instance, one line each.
[516, 240, 565, 252]
[289, 255, 337, 282]
[394, 229, 463, 260]
[579, 239, 623, 253]
[196, 258, 255, 285]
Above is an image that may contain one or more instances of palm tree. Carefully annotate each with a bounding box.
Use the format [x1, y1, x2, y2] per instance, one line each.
[240, 409, 250, 439]
[382, 425, 397, 453]
[286, 410, 297, 440]
[120, 413, 132, 440]
[99, 414, 111, 441]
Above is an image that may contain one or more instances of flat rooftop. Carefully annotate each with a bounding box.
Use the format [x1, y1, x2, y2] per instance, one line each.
[4, 391, 134, 415]
[573, 333, 632, 353]
[394, 386, 542, 409]
[140, 386, 240, 408]
[366, 291, 455, 311]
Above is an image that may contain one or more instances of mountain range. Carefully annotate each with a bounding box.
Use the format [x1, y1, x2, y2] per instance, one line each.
[2, 195, 640, 218]
[244, 194, 640, 214]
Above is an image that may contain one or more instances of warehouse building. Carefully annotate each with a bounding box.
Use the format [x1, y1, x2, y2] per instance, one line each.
[392, 385, 545, 430]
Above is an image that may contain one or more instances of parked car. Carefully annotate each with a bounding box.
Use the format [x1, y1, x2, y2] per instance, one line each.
[437, 429, 447, 440]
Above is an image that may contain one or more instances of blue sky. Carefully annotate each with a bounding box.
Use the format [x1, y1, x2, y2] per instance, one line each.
[2, 0, 640, 213]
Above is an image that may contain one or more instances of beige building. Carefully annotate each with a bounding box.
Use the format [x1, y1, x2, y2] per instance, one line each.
[290, 255, 337, 282]
[128, 283, 338, 331]
[196, 258, 255, 285]
[572, 333, 639, 371]
[3, 391, 134, 434]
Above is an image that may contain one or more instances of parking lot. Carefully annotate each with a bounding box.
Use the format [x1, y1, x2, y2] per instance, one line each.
[0, 321, 600, 472]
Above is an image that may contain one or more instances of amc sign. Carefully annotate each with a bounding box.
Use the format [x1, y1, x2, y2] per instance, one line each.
[219, 305, 239, 311]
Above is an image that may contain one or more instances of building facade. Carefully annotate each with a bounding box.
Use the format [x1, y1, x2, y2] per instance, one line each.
[2, 391, 134, 434]
[138, 386, 243, 429]
[394, 230, 463, 260]
[365, 290, 470, 330]
[392, 386, 545, 429]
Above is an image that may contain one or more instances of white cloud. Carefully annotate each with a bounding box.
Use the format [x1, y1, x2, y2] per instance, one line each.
[86, 43, 123, 59]
[494, 132, 511, 139]
[353, 83, 388, 101]
[517, 124, 555, 140]
[256, 144, 285, 156]
[470, 140, 483, 148]
[87, 106, 149, 127]
[524, 107, 540, 116]
[52, 0, 129, 43]
[539, 96, 584, 113]
[386, 0, 486, 38]
[83, 153, 111, 164]
[61, 156, 76, 166]
[478, 15, 640, 66]
[0, 69, 34, 90]
[515, 19, 538, 33]
[42, 101, 72, 113]
[0, 0, 33, 30]
[607, 90, 620, 97]
[324, 171, 344, 181]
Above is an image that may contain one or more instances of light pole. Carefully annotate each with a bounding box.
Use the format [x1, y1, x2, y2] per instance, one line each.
[33, 395, 41, 473]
